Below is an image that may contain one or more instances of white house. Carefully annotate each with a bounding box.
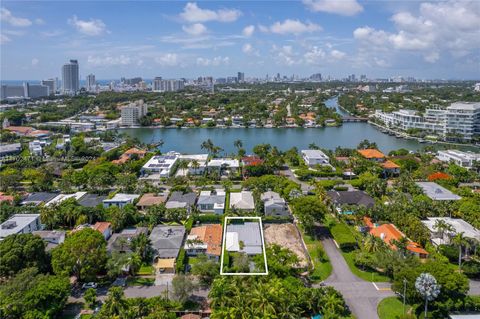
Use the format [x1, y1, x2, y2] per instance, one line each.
[261, 191, 289, 216]
[103, 193, 140, 208]
[207, 158, 240, 173]
[142, 152, 179, 178]
[229, 191, 255, 211]
[0, 214, 42, 240]
[301, 149, 330, 167]
[422, 217, 480, 246]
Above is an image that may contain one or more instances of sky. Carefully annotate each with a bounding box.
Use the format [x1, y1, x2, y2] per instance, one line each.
[1, 0, 479, 81]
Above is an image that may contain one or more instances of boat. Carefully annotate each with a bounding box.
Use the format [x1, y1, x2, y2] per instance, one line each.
[419, 139, 426, 143]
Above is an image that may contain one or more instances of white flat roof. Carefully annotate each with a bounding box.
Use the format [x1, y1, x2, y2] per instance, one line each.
[104, 193, 140, 202]
[226, 232, 239, 251]
[179, 154, 209, 161]
[416, 182, 461, 201]
[301, 149, 329, 159]
[423, 217, 480, 241]
[207, 158, 240, 168]
[0, 214, 40, 238]
[46, 192, 87, 206]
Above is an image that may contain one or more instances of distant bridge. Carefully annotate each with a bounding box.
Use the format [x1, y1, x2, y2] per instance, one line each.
[342, 116, 369, 122]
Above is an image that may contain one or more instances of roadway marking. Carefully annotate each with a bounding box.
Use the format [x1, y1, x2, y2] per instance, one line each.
[372, 282, 392, 291]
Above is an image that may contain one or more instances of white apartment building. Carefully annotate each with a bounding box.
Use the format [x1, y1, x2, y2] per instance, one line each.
[436, 150, 480, 169]
[152, 78, 185, 92]
[374, 102, 480, 141]
[121, 100, 148, 126]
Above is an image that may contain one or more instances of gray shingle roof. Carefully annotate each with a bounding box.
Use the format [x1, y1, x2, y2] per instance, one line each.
[21, 192, 59, 205]
[149, 225, 185, 258]
[167, 192, 197, 206]
[327, 190, 375, 208]
[78, 194, 107, 207]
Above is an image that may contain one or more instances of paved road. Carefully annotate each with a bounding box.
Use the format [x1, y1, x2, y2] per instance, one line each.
[313, 225, 394, 319]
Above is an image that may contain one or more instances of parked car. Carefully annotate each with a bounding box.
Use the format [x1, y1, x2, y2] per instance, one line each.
[82, 282, 98, 289]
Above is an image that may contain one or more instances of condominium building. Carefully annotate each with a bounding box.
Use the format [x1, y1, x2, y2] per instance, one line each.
[436, 150, 480, 169]
[152, 77, 185, 92]
[1, 83, 49, 99]
[62, 60, 79, 94]
[120, 100, 148, 126]
[373, 102, 480, 141]
[40, 79, 56, 95]
[86, 74, 96, 92]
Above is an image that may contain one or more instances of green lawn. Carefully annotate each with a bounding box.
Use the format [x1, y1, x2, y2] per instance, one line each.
[342, 250, 390, 282]
[126, 277, 155, 286]
[377, 297, 414, 319]
[188, 256, 201, 265]
[303, 232, 332, 282]
[137, 264, 154, 276]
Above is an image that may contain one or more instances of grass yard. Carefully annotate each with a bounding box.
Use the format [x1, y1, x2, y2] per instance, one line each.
[377, 297, 414, 319]
[126, 277, 155, 286]
[137, 264, 155, 276]
[342, 250, 390, 282]
[303, 232, 332, 281]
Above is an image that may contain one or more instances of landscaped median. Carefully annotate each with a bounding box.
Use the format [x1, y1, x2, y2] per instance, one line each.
[302, 229, 332, 282]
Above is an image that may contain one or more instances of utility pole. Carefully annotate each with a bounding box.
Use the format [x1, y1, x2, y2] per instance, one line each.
[403, 278, 407, 315]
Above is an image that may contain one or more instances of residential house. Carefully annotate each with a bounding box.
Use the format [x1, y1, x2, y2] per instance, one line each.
[92, 222, 112, 240]
[367, 218, 428, 259]
[207, 158, 240, 174]
[78, 194, 107, 208]
[301, 149, 330, 167]
[21, 192, 58, 206]
[229, 191, 255, 212]
[226, 222, 263, 255]
[103, 193, 140, 208]
[327, 190, 375, 213]
[150, 225, 186, 273]
[436, 150, 480, 170]
[422, 217, 480, 246]
[142, 152, 179, 178]
[381, 160, 401, 176]
[112, 148, 147, 165]
[197, 190, 226, 214]
[260, 191, 289, 216]
[184, 224, 223, 260]
[165, 191, 197, 213]
[136, 193, 167, 210]
[107, 227, 149, 253]
[46, 192, 87, 206]
[0, 214, 42, 240]
[32, 230, 66, 250]
[357, 149, 386, 162]
[416, 182, 462, 201]
[241, 156, 264, 167]
[0, 143, 22, 157]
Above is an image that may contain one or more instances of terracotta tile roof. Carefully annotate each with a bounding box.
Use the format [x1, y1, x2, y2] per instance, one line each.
[242, 156, 264, 166]
[180, 315, 201, 319]
[92, 222, 111, 234]
[28, 130, 50, 137]
[0, 192, 14, 203]
[358, 149, 386, 159]
[190, 224, 223, 256]
[381, 160, 400, 169]
[370, 223, 428, 256]
[137, 193, 167, 207]
[112, 148, 146, 164]
[428, 172, 452, 181]
[5, 126, 33, 134]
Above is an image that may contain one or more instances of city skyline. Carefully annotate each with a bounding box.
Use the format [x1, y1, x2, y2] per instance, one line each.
[1, 1, 480, 80]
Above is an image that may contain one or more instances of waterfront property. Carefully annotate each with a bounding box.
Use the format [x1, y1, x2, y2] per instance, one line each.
[436, 150, 480, 170]
[416, 182, 462, 201]
[301, 149, 330, 167]
[142, 152, 179, 178]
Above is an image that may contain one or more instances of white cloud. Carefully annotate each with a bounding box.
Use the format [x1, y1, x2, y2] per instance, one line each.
[353, 1, 480, 63]
[87, 54, 132, 66]
[304, 46, 326, 65]
[68, 15, 108, 36]
[270, 19, 321, 35]
[196, 56, 230, 66]
[35, 18, 45, 25]
[242, 25, 255, 37]
[303, 0, 363, 16]
[40, 30, 64, 37]
[0, 33, 11, 44]
[272, 45, 300, 66]
[258, 24, 269, 33]
[31, 58, 39, 66]
[330, 49, 346, 60]
[0, 8, 32, 27]
[242, 43, 259, 56]
[180, 2, 241, 23]
[155, 53, 181, 67]
[182, 23, 208, 36]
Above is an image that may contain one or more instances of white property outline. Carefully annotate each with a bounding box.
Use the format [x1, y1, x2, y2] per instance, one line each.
[220, 216, 268, 276]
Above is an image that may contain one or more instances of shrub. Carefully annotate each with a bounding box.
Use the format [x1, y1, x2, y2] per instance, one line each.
[194, 214, 222, 224]
[462, 260, 480, 279]
[438, 244, 458, 263]
[175, 249, 186, 273]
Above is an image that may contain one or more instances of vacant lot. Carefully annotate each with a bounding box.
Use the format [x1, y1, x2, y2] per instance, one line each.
[264, 223, 309, 268]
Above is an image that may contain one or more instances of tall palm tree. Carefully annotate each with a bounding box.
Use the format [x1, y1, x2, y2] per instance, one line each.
[191, 159, 200, 175]
[433, 219, 454, 244]
[363, 234, 382, 253]
[101, 287, 127, 317]
[453, 232, 468, 269]
[127, 253, 142, 275]
[131, 233, 151, 261]
[201, 139, 214, 154]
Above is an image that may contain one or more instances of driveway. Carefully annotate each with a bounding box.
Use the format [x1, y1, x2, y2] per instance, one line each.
[282, 168, 314, 193]
[313, 225, 394, 319]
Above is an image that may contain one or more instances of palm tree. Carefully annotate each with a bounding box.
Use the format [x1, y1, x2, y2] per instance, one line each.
[233, 139, 243, 150]
[191, 159, 200, 175]
[433, 219, 454, 244]
[40, 205, 57, 229]
[415, 273, 440, 318]
[131, 233, 151, 261]
[201, 139, 214, 154]
[101, 287, 128, 317]
[363, 234, 383, 253]
[453, 232, 468, 269]
[127, 253, 142, 275]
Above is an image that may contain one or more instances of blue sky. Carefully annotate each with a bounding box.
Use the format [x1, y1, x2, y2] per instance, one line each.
[1, 1, 479, 80]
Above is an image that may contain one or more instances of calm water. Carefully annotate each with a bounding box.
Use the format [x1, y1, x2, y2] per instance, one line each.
[119, 97, 471, 154]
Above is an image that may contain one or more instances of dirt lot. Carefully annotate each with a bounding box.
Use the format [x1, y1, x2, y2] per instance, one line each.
[263, 223, 309, 268]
